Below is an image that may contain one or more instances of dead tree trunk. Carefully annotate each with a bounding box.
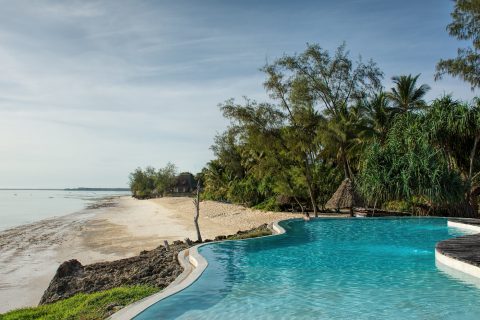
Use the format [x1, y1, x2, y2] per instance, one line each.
[193, 180, 202, 243]
[293, 196, 306, 217]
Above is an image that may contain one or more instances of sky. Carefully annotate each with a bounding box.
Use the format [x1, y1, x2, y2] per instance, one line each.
[0, 0, 478, 188]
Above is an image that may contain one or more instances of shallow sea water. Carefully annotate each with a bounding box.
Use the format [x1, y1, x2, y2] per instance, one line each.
[0, 189, 130, 230]
[136, 218, 480, 320]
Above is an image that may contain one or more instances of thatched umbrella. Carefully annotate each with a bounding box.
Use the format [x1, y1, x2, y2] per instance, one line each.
[325, 178, 363, 216]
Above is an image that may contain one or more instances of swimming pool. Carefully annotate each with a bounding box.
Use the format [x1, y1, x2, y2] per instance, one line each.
[135, 218, 480, 319]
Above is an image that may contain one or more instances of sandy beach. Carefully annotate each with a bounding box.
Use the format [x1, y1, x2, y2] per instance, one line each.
[0, 196, 302, 313]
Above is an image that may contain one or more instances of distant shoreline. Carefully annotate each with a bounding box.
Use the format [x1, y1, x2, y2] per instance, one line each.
[0, 189, 131, 232]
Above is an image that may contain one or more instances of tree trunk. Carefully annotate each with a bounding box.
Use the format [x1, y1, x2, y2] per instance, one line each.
[306, 183, 317, 217]
[303, 155, 318, 218]
[342, 151, 352, 180]
[468, 133, 479, 183]
[466, 133, 480, 217]
[342, 154, 349, 179]
[294, 196, 306, 217]
[193, 180, 202, 243]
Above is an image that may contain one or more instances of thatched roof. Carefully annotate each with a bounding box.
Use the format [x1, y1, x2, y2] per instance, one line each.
[172, 172, 196, 193]
[472, 186, 480, 197]
[325, 178, 363, 209]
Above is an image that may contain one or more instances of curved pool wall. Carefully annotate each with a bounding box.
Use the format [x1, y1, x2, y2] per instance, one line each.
[133, 218, 480, 320]
[110, 222, 285, 320]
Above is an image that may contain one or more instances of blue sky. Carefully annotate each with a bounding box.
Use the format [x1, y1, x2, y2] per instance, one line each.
[0, 0, 477, 188]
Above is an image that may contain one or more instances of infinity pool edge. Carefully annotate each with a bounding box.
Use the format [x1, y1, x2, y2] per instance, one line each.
[111, 217, 480, 319]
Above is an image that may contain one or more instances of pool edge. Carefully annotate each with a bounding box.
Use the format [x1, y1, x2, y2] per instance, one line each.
[109, 220, 287, 320]
[435, 220, 480, 280]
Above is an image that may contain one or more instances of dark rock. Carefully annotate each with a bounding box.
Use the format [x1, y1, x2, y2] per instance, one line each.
[39, 242, 189, 305]
[106, 303, 119, 311]
[40, 223, 273, 306]
[112, 305, 124, 312]
[55, 259, 83, 278]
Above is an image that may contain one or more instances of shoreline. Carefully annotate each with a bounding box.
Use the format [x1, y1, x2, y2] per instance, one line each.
[0, 196, 306, 313]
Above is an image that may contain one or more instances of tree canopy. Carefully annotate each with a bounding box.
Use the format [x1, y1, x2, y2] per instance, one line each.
[129, 163, 177, 199]
[436, 0, 480, 89]
[198, 42, 479, 217]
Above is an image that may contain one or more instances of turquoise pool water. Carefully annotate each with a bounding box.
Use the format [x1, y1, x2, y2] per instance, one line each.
[136, 218, 480, 319]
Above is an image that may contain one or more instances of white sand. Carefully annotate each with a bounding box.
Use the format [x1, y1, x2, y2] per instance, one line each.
[0, 196, 305, 313]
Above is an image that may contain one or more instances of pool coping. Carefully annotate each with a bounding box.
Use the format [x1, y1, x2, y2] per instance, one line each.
[109, 220, 287, 320]
[435, 219, 480, 280]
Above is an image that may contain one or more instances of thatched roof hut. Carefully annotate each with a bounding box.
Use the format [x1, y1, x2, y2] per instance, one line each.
[325, 178, 363, 212]
[172, 172, 196, 194]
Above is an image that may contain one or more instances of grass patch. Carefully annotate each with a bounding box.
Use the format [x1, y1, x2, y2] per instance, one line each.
[226, 228, 272, 240]
[0, 285, 159, 320]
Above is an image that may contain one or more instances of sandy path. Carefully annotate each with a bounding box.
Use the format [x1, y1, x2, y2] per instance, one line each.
[150, 197, 302, 240]
[0, 196, 302, 313]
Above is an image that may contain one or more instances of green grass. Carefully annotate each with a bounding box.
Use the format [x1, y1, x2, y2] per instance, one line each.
[226, 228, 272, 240]
[0, 286, 159, 320]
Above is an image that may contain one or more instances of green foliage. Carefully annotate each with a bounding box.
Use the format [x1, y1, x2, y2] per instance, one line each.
[358, 113, 466, 208]
[253, 197, 280, 211]
[384, 200, 410, 212]
[264, 42, 383, 115]
[156, 163, 177, 196]
[129, 163, 177, 199]
[361, 91, 395, 143]
[203, 43, 383, 215]
[225, 228, 272, 240]
[436, 0, 480, 89]
[199, 42, 478, 217]
[386, 74, 430, 113]
[0, 286, 158, 320]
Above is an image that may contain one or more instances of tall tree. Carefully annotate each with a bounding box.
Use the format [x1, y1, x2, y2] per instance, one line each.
[362, 92, 395, 144]
[259, 43, 382, 215]
[263, 43, 383, 116]
[436, 0, 480, 89]
[320, 103, 371, 179]
[387, 74, 431, 113]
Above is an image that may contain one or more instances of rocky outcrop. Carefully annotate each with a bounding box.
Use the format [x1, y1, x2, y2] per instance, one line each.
[39, 224, 272, 305]
[39, 242, 188, 305]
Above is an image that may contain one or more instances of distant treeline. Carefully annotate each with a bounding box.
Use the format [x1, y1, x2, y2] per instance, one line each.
[129, 163, 178, 199]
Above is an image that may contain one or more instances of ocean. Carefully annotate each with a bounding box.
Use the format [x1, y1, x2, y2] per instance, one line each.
[0, 189, 131, 231]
